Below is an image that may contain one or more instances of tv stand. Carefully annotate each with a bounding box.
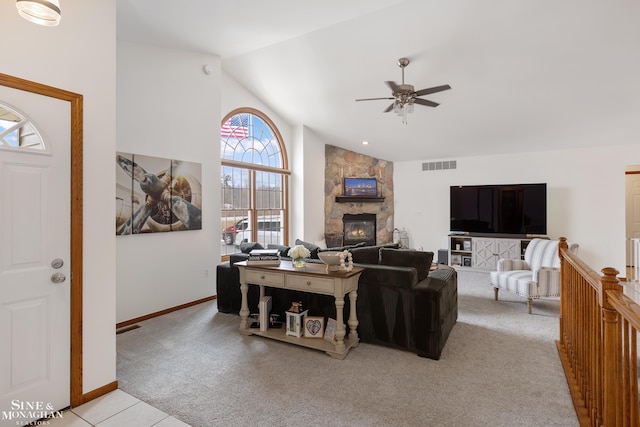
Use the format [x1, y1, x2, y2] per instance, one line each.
[448, 235, 534, 271]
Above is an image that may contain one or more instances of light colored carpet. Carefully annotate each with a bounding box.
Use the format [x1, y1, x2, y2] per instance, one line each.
[116, 270, 579, 427]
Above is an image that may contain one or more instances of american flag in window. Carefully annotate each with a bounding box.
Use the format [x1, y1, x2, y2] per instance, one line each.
[221, 115, 249, 138]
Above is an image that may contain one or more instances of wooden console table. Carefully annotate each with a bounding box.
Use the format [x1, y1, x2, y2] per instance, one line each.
[236, 260, 363, 359]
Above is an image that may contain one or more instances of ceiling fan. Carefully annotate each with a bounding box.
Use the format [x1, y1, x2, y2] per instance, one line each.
[355, 58, 451, 123]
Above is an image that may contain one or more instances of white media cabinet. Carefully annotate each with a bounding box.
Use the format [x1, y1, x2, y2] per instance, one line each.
[448, 235, 535, 271]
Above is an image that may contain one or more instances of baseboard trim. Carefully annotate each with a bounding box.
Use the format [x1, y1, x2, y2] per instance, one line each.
[116, 295, 217, 329]
[79, 381, 118, 407]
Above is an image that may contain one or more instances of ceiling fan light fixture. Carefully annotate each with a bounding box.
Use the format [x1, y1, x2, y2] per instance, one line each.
[355, 57, 450, 124]
[406, 102, 414, 114]
[16, 0, 61, 26]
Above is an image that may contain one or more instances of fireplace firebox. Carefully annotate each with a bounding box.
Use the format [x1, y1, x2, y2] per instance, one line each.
[342, 214, 376, 246]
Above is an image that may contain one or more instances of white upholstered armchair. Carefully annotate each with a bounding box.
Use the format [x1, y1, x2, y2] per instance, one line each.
[490, 238, 578, 314]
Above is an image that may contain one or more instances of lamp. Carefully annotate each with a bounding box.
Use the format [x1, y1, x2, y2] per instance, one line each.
[16, 0, 61, 26]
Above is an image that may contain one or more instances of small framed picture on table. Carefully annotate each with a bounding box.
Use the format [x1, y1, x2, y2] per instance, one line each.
[304, 316, 324, 338]
[462, 256, 472, 267]
[324, 318, 337, 343]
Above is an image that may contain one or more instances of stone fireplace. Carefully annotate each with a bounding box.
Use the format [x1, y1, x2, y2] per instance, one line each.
[324, 145, 394, 246]
[342, 214, 376, 246]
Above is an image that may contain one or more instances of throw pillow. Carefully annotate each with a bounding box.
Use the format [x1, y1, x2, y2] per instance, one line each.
[379, 248, 434, 282]
[349, 243, 401, 265]
[349, 246, 381, 264]
[267, 244, 291, 257]
[319, 241, 367, 253]
[294, 239, 320, 259]
[239, 242, 264, 254]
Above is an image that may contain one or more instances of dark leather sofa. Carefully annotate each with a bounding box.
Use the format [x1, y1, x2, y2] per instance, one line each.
[216, 242, 458, 360]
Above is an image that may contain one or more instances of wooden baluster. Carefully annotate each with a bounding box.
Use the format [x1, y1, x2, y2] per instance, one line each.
[600, 267, 621, 427]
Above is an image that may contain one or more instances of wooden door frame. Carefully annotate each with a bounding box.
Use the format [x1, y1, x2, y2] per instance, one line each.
[0, 73, 84, 407]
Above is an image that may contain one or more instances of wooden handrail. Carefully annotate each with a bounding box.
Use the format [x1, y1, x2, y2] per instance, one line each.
[607, 290, 640, 331]
[559, 240, 602, 290]
[557, 237, 640, 426]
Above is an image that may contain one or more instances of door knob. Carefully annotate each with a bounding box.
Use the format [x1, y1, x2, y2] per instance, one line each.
[51, 258, 64, 269]
[51, 272, 66, 283]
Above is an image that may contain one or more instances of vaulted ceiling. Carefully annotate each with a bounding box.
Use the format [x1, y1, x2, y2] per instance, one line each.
[117, 0, 640, 161]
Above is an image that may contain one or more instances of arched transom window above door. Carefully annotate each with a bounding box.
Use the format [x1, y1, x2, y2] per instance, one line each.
[0, 103, 46, 151]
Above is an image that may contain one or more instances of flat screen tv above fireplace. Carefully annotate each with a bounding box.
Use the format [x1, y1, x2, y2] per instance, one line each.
[450, 183, 547, 236]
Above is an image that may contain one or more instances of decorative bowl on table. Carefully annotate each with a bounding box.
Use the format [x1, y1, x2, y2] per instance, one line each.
[318, 251, 343, 272]
[318, 251, 353, 272]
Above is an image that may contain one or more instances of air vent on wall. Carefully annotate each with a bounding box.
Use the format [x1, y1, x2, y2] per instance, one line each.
[422, 160, 456, 171]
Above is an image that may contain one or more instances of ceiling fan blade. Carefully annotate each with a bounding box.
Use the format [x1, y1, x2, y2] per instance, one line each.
[414, 98, 440, 108]
[414, 84, 451, 97]
[385, 81, 399, 93]
[355, 97, 395, 102]
[383, 103, 394, 113]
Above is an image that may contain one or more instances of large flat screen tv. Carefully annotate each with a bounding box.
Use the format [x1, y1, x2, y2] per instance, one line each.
[450, 183, 547, 236]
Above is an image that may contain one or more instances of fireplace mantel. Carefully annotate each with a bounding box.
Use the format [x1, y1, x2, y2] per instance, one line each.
[335, 196, 385, 203]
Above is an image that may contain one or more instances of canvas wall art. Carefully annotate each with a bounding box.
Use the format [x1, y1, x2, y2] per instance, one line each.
[116, 152, 202, 235]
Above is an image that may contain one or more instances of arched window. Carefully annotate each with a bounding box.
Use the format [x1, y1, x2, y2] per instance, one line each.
[220, 108, 289, 259]
[0, 103, 46, 151]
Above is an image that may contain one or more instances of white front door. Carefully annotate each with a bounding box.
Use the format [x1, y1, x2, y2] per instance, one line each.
[0, 87, 70, 425]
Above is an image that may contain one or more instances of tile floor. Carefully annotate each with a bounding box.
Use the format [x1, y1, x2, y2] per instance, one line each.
[47, 389, 189, 427]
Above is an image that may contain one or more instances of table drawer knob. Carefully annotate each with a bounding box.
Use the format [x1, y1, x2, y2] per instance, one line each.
[306, 281, 312, 286]
[261, 275, 266, 280]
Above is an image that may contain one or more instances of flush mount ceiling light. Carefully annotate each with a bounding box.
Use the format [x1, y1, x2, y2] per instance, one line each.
[16, 0, 61, 26]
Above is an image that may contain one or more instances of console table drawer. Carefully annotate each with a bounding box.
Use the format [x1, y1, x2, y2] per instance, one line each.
[245, 270, 284, 287]
[287, 274, 335, 294]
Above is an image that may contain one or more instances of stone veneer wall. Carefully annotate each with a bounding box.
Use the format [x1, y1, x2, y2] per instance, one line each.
[325, 145, 394, 245]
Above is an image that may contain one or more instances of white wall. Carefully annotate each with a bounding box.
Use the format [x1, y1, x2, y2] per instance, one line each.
[116, 41, 220, 322]
[301, 127, 326, 243]
[290, 125, 304, 243]
[288, 125, 326, 245]
[287, 124, 326, 245]
[394, 143, 640, 274]
[0, 1, 117, 393]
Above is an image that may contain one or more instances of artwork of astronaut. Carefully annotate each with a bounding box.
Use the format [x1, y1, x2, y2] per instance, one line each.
[115, 153, 202, 235]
